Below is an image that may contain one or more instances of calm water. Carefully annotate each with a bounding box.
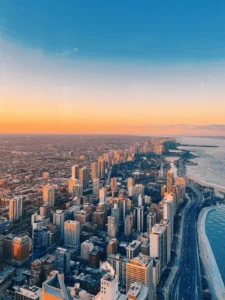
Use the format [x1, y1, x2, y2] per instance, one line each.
[178, 137, 225, 191]
[178, 137, 225, 284]
[205, 207, 225, 284]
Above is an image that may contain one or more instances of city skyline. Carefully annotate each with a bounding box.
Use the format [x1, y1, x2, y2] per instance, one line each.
[1, 1, 225, 135]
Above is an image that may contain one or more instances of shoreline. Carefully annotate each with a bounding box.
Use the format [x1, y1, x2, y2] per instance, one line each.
[198, 205, 225, 300]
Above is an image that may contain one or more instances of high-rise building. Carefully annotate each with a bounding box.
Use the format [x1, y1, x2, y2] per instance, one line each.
[135, 206, 144, 232]
[91, 162, 99, 179]
[107, 238, 118, 255]
[72, 183, 83, 198]
[74, 210, 90, 225]
[126, 253, 154, 300]
[124, 214, 133, 237]
[42, 271, 71, 300]
[93, 177, 100, 197]
[68, 177, 79, 195]
[43, 184, 55, 207]
[132, 184, 144, 203]
[127, 282, 148, 300]
[79, 166, 89, 189]
[111, 177, 117, 192]
[107, 253, 130, 289]
[150, 224, 167, 277]
[98, 157, 107, 179]
[163, 194, 174, 243]
[175, 177, 186, 203]
[9, 196, 23, 223]
[160, 219, 171, 263]
[53, 210, 65, 239]
[3, 234, 30, 266]
[55, 247, 70, 275]
[147, 212, 156, 235]
[99, 188, 106, 203]
[32, 227, 48, 261]
[81, 240, 94, 260]
[167, 170, 174, 193]
[126, 240, 142, 259]
[15, 286, 42, 300]
[72, 164, 79, 179]
[107, 217, 117, 238]
[64, 220, 80, 248]
[111, 203, 120, 231]
[127, 177, 133, 196]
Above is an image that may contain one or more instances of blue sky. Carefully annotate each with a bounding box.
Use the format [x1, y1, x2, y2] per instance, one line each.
[1, 0, 225, 62]
[0, 1, 225, 135]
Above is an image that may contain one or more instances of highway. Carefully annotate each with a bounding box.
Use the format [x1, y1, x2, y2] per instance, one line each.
[169, 184, 204, 300]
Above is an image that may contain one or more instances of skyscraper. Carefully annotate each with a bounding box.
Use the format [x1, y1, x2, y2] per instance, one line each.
[43, 184, 55, 207]
[64, 220, 80, 248]
[99, 188, 106, 203]
[107, 238, 118, 255]
[175, 177, 186, 203]
[132, 184, 144, 203]
[72, 164, 79, 179]
[163, 194, 174, 243]
[91, 162, 99, 179]
[150, 224, 167, 277]
[9, 196, 23, 223]
[107, 253, 130, 289]
[32, 227, 48, 261]
[126, 253, 154, 300]
[107, 216, 117, 238]
[167, 170, 174, 193]
[111, 177, 117, 192]
[81, 240, 94, 260]
[93, 177, 100, 197]
[79, 166, 89, 189]
[55, 247, 70, 275]
[135, 206, 144, 232]
[147, 212, 156, 235]
[53, 210, 65, 239]
[127, 177, 133, 196]
[72, 183, 83, 198]
[124, 214, 133, 237]
[98, 156, 106, 179]
[68, 177, 79, 195]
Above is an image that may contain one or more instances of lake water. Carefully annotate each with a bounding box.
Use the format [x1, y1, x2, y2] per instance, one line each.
[178, 136, 225, 286]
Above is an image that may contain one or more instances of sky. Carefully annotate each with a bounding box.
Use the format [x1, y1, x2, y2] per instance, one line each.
[1, 0, 225, 135]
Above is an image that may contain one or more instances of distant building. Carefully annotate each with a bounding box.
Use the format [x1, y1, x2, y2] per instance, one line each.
[111, 177, 117, 192]
[72, 183, 83, 198]
[79, 166, 89, 189]
[126, 241, 142, 259]
[81, 240, 94, 260]
[93, 177, 100, 197]
[64, 220, 80, 248]
[43, 184, 55, 207]
[132, 184, 144, 203]
[91, 162, 99, 179]
[167, 170, 174, 193]
[163, 194, 174, 243]
[72, 164, 79, 179]
[53, 210, 65, 239]
[107, 217, 117, 238]
[99, 188, 106, 203]
[124, 214, 133, 237]
[127, 177, 133, 196]
[9, 196, 23, 223]
[32, 228, 48, 261]
[55, 247, 70, 275]
[175, 177, 186, 203]
[147, 212, 156, 235]
[107, 238, 118, 255]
